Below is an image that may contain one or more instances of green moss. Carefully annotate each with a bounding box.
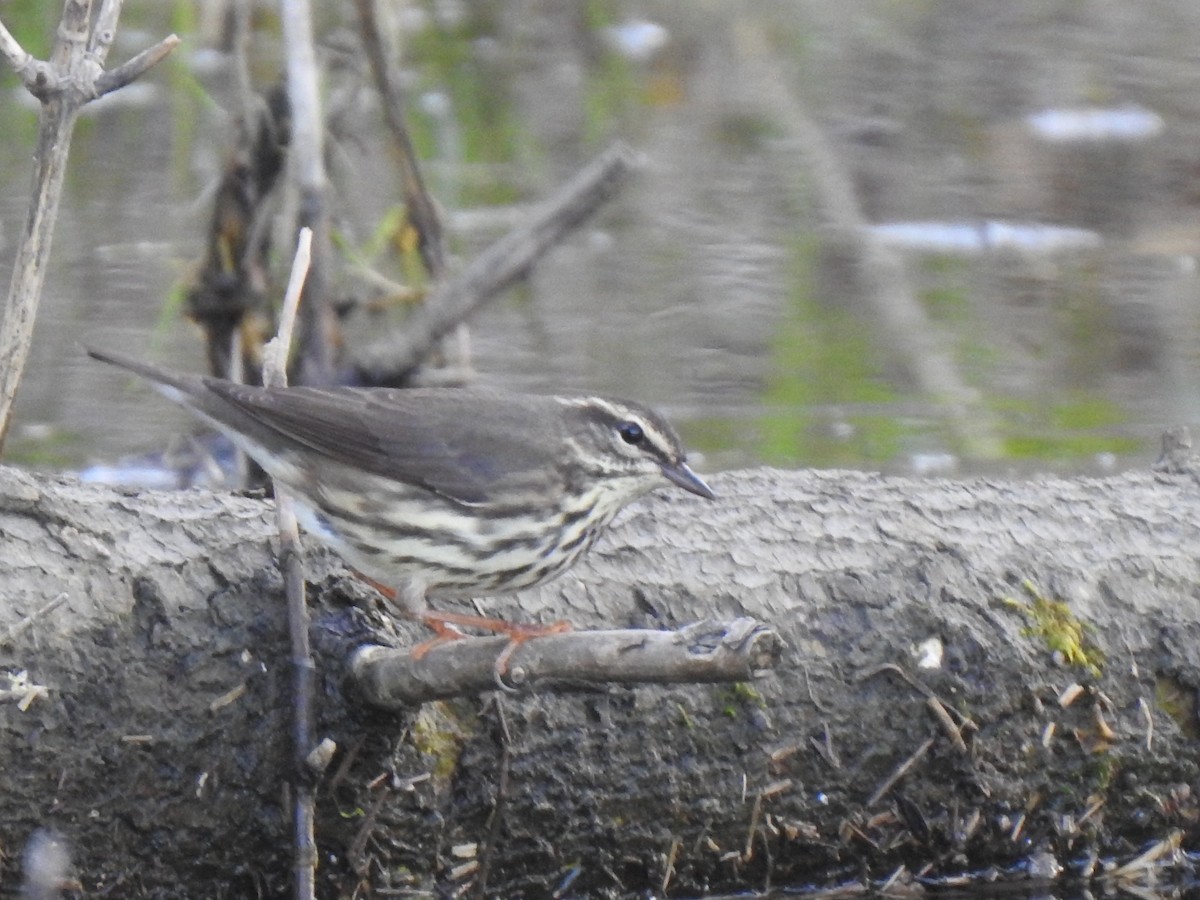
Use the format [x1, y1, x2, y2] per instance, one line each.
[921, 284, 970, 324]
[1003, 580, 1104, 677]
[1049, 395, 1124, 431]
[1155, 677, 1200, 739]
[1085, 753, 1117, 790]
[918, 254, 974, 324]
[718, 682, 768, 718]
[676, 703, 695, 730]
[1002, 433, 1141, 460]
[409, 703, 477, 783]
[731, 682, 766, 708]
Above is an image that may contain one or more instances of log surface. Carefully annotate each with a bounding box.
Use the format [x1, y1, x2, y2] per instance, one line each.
[1, 463, 1199, 896]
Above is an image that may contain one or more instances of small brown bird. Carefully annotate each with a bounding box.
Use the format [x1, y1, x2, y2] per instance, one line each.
[88, 348, 714, 642]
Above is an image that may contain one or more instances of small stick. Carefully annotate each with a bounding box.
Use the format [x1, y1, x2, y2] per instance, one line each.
[660, 837, 681, 894]
[926, 696, 968, 753]
[1102, 829, 1182, 880]
[742, 793, 763, 862]
[1138, 696, 1154, 751]
[352, 618, 781, 708]
[866, 737, 935, 807]
[352, 0, 445, 279]
[264, 227, 317, 900]
[95, 35, 180, 96]
[471, 700, 512, 899]
[264, 228, 313, 383]
[346, 784, 391, 877]
[0, 592, 67, 643]
[808, 721, 841, 769]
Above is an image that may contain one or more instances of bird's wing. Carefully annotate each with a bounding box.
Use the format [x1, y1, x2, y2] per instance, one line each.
[205, 381, 562, 506]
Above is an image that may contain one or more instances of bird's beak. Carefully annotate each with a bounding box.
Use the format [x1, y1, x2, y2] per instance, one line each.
[661, 460, 715, 500]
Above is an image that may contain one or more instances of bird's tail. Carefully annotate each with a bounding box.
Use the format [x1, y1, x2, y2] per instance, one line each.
[86, 346, 212, 406]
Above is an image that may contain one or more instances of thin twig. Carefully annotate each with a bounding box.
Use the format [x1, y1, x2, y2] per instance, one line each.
[265, 228, 313, 380]
[265, 227, 317, 900]
[807, 722, 841, 769]
[354, 0, 472, 373]
[352, 0, 445, 278]
[733, 19, 1003, 457]
[346, 784, 391, 877]
[866, 737, 935, 807]
[0, 593, 67, 644]
[925, 696, 968, 753]
[661, 837, 682, 894]
[95, 34, 180, 96]
[472, 699, 512, 898]
[1102, 830, 1182, 881]
[1138, 696, 1154, 752]
[859, 662, 974, 729]
[742, 793, 762, 861]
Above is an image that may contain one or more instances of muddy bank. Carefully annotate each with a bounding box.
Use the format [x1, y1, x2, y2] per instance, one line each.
[1, 463, 1198, 896]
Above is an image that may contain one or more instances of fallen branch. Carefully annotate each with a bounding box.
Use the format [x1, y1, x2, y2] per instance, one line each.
[353, 142, 639, 383]
[350, 618, 782, 707]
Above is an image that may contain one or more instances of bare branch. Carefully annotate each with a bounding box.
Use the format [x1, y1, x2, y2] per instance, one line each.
[282, 0, 338, 386]
[351, 618, 783, 708]
[354, 142, 639, 383]
[95, 33, 179, 96]
[88, 0, 123, 60]
[0, 6, 177, 448]
[48, 0, 92, 71]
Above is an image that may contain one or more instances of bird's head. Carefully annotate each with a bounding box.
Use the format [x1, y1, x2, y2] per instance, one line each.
[560, 396, 715, 509]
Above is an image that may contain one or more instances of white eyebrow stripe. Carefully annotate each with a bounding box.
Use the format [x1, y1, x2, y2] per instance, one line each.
[555, 396, 681, 461]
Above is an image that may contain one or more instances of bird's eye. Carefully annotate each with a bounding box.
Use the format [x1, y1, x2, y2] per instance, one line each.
[618, 422, 644, 445]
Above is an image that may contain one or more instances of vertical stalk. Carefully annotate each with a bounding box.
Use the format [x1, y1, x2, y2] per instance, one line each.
[0, 97, 79, 447]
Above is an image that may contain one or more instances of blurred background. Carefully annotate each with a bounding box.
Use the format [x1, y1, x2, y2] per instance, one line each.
[3, 0, 1200, 478]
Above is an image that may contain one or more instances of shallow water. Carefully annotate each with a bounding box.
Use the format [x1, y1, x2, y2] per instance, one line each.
[4, 1, 1200, 481]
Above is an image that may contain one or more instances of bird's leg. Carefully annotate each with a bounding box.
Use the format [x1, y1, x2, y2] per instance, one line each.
[356, 573, 427, 617]
[354, 571, 572, 672]
[356, 572, 467, 658]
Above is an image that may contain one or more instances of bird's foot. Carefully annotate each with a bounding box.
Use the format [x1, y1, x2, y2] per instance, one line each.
[493, 620, 572, 687]
[418, 610, 572, 688]
[355, 571, 572, 682]
[408, 618, 469, 661]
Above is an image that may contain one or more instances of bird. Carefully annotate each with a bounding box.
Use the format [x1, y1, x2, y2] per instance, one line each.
[87, 348, 715, 650]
